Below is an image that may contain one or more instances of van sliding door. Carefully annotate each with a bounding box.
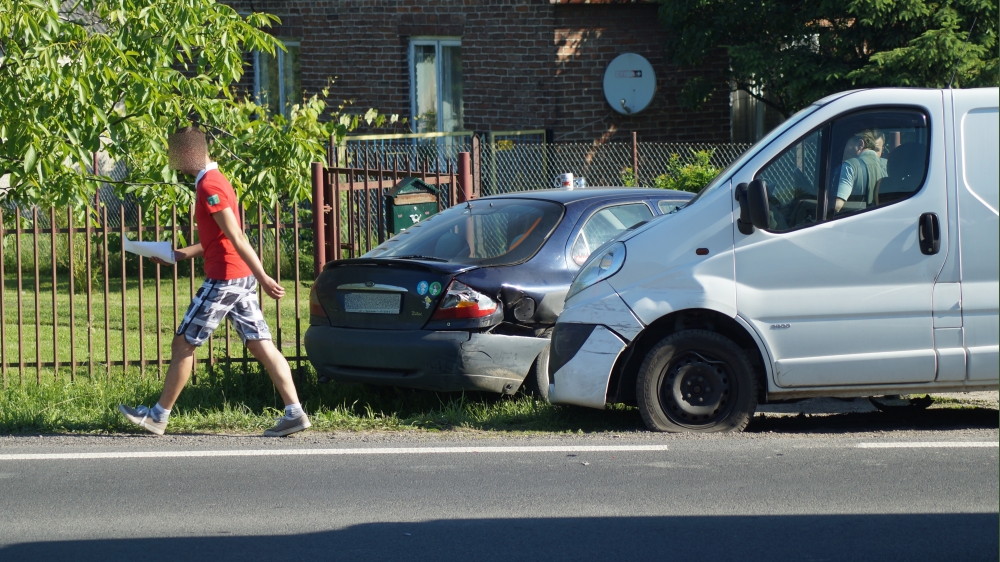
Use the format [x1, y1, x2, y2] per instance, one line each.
[952, 89, 1000, 382]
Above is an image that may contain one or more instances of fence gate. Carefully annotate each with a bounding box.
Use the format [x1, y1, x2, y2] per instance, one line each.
[310, 136, 477, 276]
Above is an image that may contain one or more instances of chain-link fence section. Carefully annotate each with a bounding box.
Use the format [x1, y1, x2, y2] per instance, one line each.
[342, 132, 474, 173]
[481, 141, 752, 195]
[756, 136, 821, 205]
[340, 131, 751, 197]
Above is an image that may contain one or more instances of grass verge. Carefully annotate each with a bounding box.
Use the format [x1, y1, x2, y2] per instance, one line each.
[0, 363, 646, 435]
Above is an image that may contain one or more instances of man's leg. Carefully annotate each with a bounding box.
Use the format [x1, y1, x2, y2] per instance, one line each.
[248, 337, 310, 436]
[117, 336, 196, 436]
[157, 334, 198, 409]
[228, 278, 309, 436]
[246, 339, 299, 406]
[119, 279, 221, 435]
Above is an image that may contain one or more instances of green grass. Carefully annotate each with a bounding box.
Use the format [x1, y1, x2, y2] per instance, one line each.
[0, 272, 311, 384]
[0, 361, 647, 435]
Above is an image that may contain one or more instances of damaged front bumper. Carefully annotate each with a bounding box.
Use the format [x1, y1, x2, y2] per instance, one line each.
[547, 325, 628, 409]
[547, 283, 644, 409]
[304, 326, 549, 394]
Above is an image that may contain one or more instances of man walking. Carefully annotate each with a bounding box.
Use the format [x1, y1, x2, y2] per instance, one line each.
[119, 126, 310, 437]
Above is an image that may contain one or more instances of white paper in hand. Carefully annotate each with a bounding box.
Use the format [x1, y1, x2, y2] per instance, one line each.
[123, 238, 176, 264]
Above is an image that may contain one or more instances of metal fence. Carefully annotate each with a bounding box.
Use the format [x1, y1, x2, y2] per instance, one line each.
[0, 194, 316, 386]
[344, 130, 752, 196]
[342, 131, 474, 173]
[480, 141, 752, 195]
[312, 147, 473, 263]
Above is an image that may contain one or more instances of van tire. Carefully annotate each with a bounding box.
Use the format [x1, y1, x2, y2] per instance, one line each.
[522, 344, 551, 402]
[636, 330, 757, 433]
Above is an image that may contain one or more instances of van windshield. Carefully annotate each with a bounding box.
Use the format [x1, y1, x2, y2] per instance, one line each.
[684, 103, 823, 208]
[365, 198, 564, 266]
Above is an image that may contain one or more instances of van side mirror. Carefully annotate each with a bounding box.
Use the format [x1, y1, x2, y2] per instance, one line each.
[735, 183, 754, 235]
[747, 179, 770, 230]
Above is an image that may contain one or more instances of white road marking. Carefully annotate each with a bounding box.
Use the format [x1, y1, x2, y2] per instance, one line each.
[0, 444, 669, 461]
[857, 442, 998, 449]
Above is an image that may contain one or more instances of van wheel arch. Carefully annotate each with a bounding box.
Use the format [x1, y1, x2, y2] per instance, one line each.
[607, 309, 767, 406]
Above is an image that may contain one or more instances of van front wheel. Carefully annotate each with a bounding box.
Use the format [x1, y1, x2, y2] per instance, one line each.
[636, 330, 757, 433]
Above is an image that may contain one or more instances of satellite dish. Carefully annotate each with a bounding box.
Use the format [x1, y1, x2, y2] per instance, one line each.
[603, 53, 656, 115]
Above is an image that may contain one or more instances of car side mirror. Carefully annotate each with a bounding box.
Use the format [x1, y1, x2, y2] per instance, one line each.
[735, 183, 754, 235]
[747, 179, 770, 230]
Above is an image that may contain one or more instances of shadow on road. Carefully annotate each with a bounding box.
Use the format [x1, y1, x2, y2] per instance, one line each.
[2, 513, 996, 561]
[745, 406, 1000, 434]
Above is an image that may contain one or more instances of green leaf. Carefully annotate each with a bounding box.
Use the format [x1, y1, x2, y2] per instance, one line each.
[23, 145, 37, 173]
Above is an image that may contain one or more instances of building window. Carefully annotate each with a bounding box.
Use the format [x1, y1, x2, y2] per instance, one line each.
[410, 39, 463, 133]
[254, 41, 302, 119]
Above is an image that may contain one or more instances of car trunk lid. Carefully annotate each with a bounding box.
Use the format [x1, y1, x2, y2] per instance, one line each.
[314, 258, 477, 330]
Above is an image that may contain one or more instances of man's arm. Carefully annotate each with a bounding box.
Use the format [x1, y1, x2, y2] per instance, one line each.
[149, 243, 201, 266]
[835, 162, 855, 212]
[212, 207, 285, 299]
[174, 244, 203, 261]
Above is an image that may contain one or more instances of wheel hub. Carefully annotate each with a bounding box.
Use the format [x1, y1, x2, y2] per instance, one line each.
[662, 353, 731, 421]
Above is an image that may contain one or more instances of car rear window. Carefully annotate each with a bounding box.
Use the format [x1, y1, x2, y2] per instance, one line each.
[365, 198, 564, 266]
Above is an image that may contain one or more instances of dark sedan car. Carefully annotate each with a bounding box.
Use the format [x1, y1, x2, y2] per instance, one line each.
[305, 187, 693, 397]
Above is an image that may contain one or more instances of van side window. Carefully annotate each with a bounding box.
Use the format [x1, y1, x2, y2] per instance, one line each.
[571, 203, 653, 266]
[754, 129, 824, 231]
[829, 110, 929, 217]
[754, 108, 930, 232]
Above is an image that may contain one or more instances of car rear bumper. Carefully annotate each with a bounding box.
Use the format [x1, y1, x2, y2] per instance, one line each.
[305, 326, 549, 394]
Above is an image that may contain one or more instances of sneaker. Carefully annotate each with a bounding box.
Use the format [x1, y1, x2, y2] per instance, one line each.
[263, 412, 311, 437]
[118, 404, 167, 436]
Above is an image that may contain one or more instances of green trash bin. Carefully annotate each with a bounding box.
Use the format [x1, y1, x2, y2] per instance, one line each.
[385, 177, 440, 235]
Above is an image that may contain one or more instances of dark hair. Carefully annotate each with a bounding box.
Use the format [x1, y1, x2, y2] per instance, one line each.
[860, 129, 885, 151]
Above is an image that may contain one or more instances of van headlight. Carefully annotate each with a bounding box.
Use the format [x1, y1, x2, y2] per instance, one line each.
[567, 242, 626, 301]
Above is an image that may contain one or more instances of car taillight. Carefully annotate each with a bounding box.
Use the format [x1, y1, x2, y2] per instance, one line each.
[430, 281, 498, 320]
[309, 285, 327, 317]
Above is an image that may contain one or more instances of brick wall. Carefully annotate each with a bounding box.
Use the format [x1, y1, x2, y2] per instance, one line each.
[221, 0, 730, 143]
[553, 4, 730, 143]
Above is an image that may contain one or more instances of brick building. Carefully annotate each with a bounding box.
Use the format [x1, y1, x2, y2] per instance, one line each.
[222, 0, 734, 144]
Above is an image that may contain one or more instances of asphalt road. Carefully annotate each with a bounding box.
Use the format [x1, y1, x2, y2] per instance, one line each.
[0, 414, 997, 561]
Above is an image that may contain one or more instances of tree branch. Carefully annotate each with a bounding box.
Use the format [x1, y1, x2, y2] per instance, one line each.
[195, 121, 238, 139]
[109, 112, 140, 127]
[85, 176, 187, 188]
[733, 79, 789, 117]
[209, 136, 248, 164]
[193, 122, 249, 164]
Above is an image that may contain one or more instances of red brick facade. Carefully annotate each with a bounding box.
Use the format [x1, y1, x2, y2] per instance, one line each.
[222, 1, 731, 143]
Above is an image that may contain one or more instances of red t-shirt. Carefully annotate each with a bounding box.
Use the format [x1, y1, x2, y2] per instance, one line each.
[195, 169, 252, 280]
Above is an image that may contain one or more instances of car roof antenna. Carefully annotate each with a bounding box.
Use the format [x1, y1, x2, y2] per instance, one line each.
[947, 16, 977, 89]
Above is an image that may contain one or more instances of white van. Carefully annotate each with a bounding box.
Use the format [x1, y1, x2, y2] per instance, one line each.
[547, 87, 999, 432]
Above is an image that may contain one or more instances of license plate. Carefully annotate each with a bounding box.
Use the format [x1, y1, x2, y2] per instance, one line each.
[343, 292, 401, 314]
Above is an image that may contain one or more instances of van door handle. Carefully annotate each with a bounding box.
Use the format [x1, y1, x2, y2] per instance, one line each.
[918, 213, 940, 255]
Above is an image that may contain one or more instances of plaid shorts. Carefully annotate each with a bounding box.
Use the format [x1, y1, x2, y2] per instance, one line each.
[176, 276, 272, 346]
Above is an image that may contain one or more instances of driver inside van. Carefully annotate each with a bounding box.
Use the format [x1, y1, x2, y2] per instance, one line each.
[834, 129, 887, 212]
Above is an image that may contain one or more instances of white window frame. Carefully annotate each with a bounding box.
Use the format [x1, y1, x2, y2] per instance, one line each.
[408, 37, 462, 133]
[254, 40, 300, 118]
